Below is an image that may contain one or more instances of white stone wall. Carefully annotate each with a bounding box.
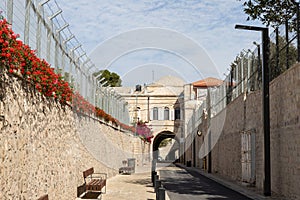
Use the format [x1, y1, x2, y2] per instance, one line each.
[268, 64, 300, 199]
[205, 64, 300, 199]
[0, 70, 144, 199]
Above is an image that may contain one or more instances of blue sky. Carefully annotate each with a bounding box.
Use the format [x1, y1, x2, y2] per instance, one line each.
[57, 0, 263, 86]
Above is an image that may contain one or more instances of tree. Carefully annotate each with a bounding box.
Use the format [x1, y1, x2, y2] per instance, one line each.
[93, 69, 122, 87]
[239, 0, 298, 79]
[270, 35, 297, 79]
[159, 138, 172, 148]
[239, 0, 297, 28]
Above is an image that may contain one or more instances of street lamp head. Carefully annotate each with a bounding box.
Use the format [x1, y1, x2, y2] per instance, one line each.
[235, 24, 268, 32]
[253, 41, 260, 46]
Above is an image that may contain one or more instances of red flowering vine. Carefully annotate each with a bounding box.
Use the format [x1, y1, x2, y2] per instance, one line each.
[0, 17, 72, 103]
[72, 92, 95, 114]
[0, 17, 137, 136]
[136, 121, 153, 143]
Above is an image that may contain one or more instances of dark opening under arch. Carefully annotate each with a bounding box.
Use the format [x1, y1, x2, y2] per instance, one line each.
[152, 131, 180, 160]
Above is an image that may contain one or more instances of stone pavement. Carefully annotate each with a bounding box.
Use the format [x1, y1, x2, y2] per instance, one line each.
[78, 162, 283, 200]
[103, 164, 170, 200]
[103, 171, 155, 200]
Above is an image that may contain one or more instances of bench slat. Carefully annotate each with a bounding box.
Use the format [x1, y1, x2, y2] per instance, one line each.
[86, 179, 105, 190]
[83, 167, 94, 179]
[37, 194, 48, 200]
[83, 168, 107, 194]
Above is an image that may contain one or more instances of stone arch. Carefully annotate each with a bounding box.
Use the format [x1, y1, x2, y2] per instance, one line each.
[152, 131, 180, 161]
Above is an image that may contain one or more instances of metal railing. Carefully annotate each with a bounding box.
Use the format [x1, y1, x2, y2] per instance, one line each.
[0, 0, 130, 125]
[186, 45, 262, 136]
[186, 5, 300, 135]
[269, 14, 298, 80]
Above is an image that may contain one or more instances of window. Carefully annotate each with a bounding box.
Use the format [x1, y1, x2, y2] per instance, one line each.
[175, 108, 180, 120]
[164, 107, 169, 120]
[153, 107, 158, 120]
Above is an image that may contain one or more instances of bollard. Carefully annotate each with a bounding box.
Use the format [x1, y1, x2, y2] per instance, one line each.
[156, 187, 165, 200]
[155, 180, 161, 193]
[152, 159, 157, 172]
[153, 175, 159, 187]
[151, 171, 157, 183]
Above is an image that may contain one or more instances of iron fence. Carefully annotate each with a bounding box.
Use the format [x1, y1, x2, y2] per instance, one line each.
[0, 0, 130, 125]
[269, 14, 298, 80]
[186, 4, 300, 136]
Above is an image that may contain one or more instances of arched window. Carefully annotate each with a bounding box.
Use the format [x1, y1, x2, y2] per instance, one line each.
[164, 107, 169, 120]
[153, 107, 158, 120]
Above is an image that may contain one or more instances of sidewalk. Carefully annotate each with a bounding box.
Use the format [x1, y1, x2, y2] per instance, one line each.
[103, 164, 170, 200]
[175, 163, 284, 200]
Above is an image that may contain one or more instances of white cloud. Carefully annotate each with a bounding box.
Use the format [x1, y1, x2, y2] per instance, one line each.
[56, 0, 264, 85]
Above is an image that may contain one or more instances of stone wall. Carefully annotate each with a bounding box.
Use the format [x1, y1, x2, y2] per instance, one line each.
[0, 70, 145, 199]
[194, 64, 300, 199]
[268, 64, 300, 199]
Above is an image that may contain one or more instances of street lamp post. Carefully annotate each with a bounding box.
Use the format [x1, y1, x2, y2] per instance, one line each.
[297, 1, 300, 62]
[235, 25, 271, 196]
[292, 0, 300, 62]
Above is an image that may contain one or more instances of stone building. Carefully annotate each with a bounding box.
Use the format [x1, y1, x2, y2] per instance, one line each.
[114, 76, 186, 161]
[183, 64, 300, 200]
[115, 76, 224, 163]
[181, 77, 224, 165]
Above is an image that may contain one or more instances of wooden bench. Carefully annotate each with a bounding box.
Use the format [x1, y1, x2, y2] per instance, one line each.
[119, 166, 134, 175]
[119, 159, 135, 175]
[83, 167, 107, 194]
[37, 194, 48, 200]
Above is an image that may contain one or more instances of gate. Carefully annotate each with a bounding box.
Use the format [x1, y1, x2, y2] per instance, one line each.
[241, 129, 256, 184]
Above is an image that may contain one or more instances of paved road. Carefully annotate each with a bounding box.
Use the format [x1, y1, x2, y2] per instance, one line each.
[158, 164, 252, 200]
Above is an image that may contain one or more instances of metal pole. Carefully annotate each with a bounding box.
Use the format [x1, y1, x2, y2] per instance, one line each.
[24, 0, 31, 44]
[7, 0, 13, 25]
[285, 20, 289, 69]
[193, 132, 196, 167]
[153, 175, 159, 187]
[229, 68, 233, 102]
[155, 180, 161, 193]
[275, 28, 279, 78]
[235, 25, 271, 196]
[262, 27, 271, 197]
[207, 131, 212, 173]
[147, 97, 150, 122]
[297, 2, 300, 62]
[157, 187, 166, 200]
[207, 88, 212, 173]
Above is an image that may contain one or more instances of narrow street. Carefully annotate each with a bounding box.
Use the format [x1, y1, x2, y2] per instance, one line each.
[158, 164, 252, 200]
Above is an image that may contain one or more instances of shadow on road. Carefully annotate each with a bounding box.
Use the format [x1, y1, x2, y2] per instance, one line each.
[159, 166, 252, 200]
[124, 177, 152, 187]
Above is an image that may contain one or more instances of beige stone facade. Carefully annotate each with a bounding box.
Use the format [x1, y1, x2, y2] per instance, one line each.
[0, 70, 145, 199]
[186, 64, 300, 199]
[114, 76, 185, 159]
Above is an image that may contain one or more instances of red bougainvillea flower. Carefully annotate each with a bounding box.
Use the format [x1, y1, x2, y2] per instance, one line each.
[136, 121, 153, 143]
[0, 17, 137, 136]
[0, 17, 73, 104]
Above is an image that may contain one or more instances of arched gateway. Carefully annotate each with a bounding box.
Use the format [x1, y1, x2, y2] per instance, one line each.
[152, 131, 180, 162]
